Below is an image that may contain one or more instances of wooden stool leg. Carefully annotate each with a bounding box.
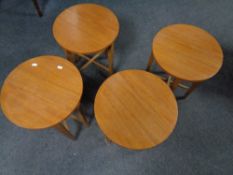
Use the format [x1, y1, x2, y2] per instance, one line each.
[107, 43, 114, 75]
[146, 53, 154, 72]
[78, 111, 89, 127]
[71, 111, 89, 127]
[183, 82, 200, 98]
[62, 120, 70, 131]
[55, 122, 75, 140]
[80, 51, 103, 71]
[171, 78, 181, 91]
[64, 50, 75, 63]
[32, 0, 43, 17]
[167, 76, 172, 86]
[105, 136, 112, 144]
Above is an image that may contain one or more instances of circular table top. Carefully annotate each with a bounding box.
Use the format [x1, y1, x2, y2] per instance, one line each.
[152, 24, 223, 82]
[94, 70, 178, 150]
[0, 56, 83, 129]
[53, 3, 119, 55]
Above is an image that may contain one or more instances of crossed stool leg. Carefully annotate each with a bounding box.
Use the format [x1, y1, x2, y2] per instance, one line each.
[64, 43, 115, 75]
[146, 53, 201, 98]
[55, 106, 89, 140]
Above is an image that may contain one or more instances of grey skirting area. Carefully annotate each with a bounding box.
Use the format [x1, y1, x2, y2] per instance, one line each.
[0, 0, 233, 175]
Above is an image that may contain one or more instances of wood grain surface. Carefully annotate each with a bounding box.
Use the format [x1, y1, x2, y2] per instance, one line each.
[94, 70, 178, 150]
[53, 3, 119, 55]
[0, 56, 83, 129]
[152, 24, 223, 82]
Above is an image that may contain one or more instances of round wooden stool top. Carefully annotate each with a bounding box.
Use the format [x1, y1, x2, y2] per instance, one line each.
[94, 70, 178, 150]
[0, 56, 83, 129]
[152, 24, 223, 82]
[53, 3, 119, 55]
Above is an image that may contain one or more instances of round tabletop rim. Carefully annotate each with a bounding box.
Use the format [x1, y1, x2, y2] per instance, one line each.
[52, 3, 120, 55]
[152, 23, 224, 82]
[0, 55, 83, 130]
[94, 69, 178, 150]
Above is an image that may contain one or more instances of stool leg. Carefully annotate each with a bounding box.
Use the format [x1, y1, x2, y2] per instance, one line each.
[183, 82, 200, 98]
[105, 136, 112, 144]
[80, 51, 103, 71]
[64, 50, 75, 63]
[146, 53, 154, 72]
[167, 76, 173, 86]
[32, 0, 43, 17]
[78, 111, 89, 127]
[71, 110, 89, 128]
[55, 122, 75, 140]
[62, 120, 70, 131]
[171, 78, 181, 91]
[107, 43, 114, 75]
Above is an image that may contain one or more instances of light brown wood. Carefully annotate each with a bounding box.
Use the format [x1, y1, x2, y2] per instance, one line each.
[62, 120, 70, 131]
[107, 43, 114, 74]
[53, 4, 119, 74]
[71, 111, 89, 128]
[94, 70, 178, 150]
[55, 122, 75, 140]
[171, 78, 181, 91]
[167, 76, 172, 86]
[0, 56, 83, 130]
[146, 53, 154, 72]
[53, 3, 119, 55]
[80, 50, 104, 71]
[149, 24, 223, 82]
[77, 53, 110, 72]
